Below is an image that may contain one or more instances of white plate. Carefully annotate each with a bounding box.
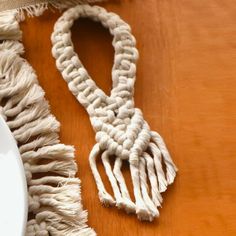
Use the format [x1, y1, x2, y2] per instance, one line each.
[0, 116, 28, 236]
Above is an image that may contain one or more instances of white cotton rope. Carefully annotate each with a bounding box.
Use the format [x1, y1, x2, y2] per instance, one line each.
[0, 9, 96, 236]
[51, 4, 178, 221]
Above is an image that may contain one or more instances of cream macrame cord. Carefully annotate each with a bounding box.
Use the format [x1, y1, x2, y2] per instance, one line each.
[52, 4, 178, 221]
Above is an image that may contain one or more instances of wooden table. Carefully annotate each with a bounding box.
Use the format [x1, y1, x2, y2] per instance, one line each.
[21, 0, 236, 235]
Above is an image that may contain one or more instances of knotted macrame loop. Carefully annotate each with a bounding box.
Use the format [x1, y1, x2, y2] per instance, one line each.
[52, 4, 178, 221]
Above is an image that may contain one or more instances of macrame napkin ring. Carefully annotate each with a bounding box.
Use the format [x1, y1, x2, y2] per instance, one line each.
[52, 4, 178, 221]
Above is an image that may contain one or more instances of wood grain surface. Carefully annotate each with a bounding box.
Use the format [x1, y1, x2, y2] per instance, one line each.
[20, 0, 236, 235]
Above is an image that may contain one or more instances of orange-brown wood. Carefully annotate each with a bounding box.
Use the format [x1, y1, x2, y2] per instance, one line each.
[21, 0, 236, 235]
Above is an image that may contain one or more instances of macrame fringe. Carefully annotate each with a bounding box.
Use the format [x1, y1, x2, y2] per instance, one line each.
[0, 10, 22, 40]
[0, 10, 95, 236]
[88, 125, 177, 221]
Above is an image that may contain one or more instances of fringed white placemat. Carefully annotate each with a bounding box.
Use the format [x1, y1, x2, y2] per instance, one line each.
[0, 6, 98, 235]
